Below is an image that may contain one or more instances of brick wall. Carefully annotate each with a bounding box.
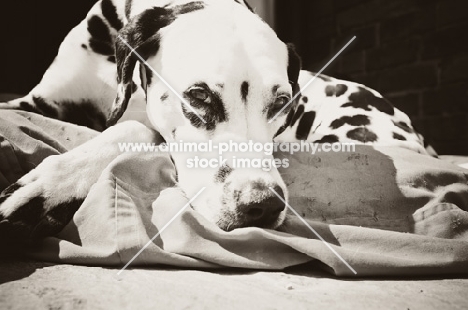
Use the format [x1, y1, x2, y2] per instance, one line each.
[275, 0, 468, 155]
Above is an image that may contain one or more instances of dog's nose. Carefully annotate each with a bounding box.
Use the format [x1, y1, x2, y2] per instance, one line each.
[236, 184, 285, 226]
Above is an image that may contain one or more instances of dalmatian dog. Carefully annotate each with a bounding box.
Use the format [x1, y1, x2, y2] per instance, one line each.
[276, 71, 433, 155]
[0, 0, 432, 243]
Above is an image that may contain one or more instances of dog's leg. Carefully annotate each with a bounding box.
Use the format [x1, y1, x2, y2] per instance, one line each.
[0, 121, 159, 244]
[0, 0, 125, 131]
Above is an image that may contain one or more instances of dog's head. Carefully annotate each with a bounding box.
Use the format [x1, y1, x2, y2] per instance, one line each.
[108, 0, 301, 231]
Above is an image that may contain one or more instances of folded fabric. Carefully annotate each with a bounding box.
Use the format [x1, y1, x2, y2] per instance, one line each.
[27, 148, 468, 277]
[0, 111, 98, 191]
[1, 111, 468, 277]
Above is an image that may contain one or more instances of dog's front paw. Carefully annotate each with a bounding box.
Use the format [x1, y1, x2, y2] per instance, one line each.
[0, 155, 85, 245]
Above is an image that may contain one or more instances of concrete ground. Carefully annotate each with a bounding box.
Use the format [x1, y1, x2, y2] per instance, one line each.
[1, 258, 467, 310]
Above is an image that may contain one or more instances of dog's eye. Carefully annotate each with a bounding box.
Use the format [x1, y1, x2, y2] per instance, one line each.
[189, 88, 211, 103]
[273, 95, 290, 108]
[267, 95, 292, 121]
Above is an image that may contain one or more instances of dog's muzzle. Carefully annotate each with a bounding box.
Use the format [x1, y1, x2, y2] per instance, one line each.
[221, 174, 286, 230]
[236, 184, 285, 225]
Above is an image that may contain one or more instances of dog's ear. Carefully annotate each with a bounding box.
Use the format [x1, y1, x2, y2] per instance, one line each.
[107, 31, 158, 126]
[274, 44, 302, 137]
[106, 2, 205, 127]
[286, 43, 301, 98]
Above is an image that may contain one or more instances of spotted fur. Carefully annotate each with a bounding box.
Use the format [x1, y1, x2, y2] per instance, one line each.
[0, 0, 298, 241]
[276, 71, 434, 156]
[0, 0, 435, 245]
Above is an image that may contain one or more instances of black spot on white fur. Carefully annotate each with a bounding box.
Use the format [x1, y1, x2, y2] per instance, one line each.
[291, 104, 304, 127]
[393, 121, 413, 133]
[101, 0, 123, 31]
[125, 0, 132, 19]
[108, 2, 205, 125]
[32, 96, 59, 118]
[330, 114, 370, 129]
[346, 127, 378, 143]
[214, 165, 233, 183]
[233, 0, 254, 12]
[160, 93, 169, 101]
[314, 135, 340, 144]
[1, 193, 84, 242]
[341, 87, 395, 115]
[16, 97, 105, 131]
[393, 132, 407, 141]
[0, 182, 23, 205]
[241, 81, 249, 103]
[325, 84, 348, 97]
[296, 111, 316, 140]
[140, 64, 153, 88]
[19, 101, 41, 114]
[182, 82, 227, 131]
[59, 100, 107, 131]
[4, 196, 46, 228]
[266, 44, 300, 125]
[87, 15, 113, 56]
[316, 73, 332, 82]
[274, 107, 296, 138]
[286, 44, 301, 100]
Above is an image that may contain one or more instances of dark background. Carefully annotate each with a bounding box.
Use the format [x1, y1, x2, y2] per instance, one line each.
[276, 0, 468, 155]
[0, 0, 96, 94]
[0, 0, 467, 154]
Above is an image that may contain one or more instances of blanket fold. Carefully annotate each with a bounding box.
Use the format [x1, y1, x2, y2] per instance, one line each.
[1, 111, 468, 277]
